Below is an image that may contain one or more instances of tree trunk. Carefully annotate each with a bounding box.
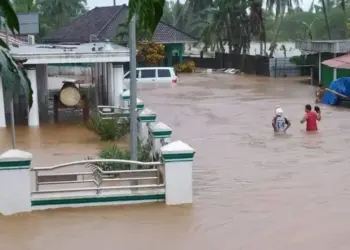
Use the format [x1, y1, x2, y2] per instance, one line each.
[269, 6, 286, 58]
[321, 0, 332, 39]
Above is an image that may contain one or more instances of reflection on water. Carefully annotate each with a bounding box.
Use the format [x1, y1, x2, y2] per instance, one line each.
[1, 74, 350, 250]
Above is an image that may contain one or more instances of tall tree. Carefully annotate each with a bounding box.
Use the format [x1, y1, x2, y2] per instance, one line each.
[36, 0, 87, 36]
[266, 0, 300, 57]
[250, 0, 266, 55]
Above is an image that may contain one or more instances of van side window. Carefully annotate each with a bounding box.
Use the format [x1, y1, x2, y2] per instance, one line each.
[158, 69, 171, 77]
[141, 69, 156, 78]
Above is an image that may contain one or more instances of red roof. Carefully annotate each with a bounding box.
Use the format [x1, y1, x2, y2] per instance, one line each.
[322, 53, 350, 69]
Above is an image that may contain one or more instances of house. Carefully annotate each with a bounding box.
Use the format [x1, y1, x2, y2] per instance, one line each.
[43, 5, 197, 66]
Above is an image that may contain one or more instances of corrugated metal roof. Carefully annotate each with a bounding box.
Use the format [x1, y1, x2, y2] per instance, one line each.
[44, 5, 197, 44]
[295, 39, 350, 53]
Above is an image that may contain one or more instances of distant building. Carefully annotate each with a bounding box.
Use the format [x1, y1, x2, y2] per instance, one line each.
[43, 5, 197, 66]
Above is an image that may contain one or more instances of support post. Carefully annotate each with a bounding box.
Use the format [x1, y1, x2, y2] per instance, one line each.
[36, 64, 49, 122]
[160, 140, 195, 205]
[0, 149, 32, 215]
[26, 65, 39, 127]
[107, 63, 114, 106]
[112, 63, 124, 108]
[0, 77, 6, 128]
[333, 52, 337, 81]
[129, 15, 138, 164]
[318, 52, 321, 84]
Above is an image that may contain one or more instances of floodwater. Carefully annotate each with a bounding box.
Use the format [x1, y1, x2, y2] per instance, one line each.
[1, 73, 350, 250]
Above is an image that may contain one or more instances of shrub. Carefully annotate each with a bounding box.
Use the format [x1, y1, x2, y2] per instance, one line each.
[88, 115, 130, 141]
[137, 42, 165, 66]
[289, 55, 307, 65]
[174, 60, 195, 73]
[88, 140, 158, 172]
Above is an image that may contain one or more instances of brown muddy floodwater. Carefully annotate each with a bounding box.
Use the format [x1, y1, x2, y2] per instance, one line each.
[1, 74, 350, 250]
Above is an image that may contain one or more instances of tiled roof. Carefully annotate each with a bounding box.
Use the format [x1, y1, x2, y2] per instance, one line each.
[43, 5, 197, 44]
[0, 32, 27, 45]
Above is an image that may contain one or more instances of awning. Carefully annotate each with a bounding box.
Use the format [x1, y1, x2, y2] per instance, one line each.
[322, 53, 350, 69]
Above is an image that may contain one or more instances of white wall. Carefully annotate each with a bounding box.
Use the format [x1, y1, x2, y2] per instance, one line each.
[48, 66, 92, 77]
[0, 169, 31, 215]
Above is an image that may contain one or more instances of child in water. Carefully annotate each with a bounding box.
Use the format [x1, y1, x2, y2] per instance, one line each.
[315, 84, 325, 103]
[272, 107, 291, 133]
[300, 104, 321, 131]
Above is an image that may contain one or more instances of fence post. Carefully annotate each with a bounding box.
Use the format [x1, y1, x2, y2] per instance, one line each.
[136, 98, 144, 111]
[160, 140, 195, 205]
[138, 108, 157, 142]
[150, 122, 172, 159]
[274, 58, 278, 77]
[0, 149, 32, 215]
[121, 89, 130, 108]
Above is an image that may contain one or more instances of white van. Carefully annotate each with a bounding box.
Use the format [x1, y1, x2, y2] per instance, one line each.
[123, 67, 178, 88]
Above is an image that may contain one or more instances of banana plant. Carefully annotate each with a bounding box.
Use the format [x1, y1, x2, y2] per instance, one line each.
[127, 0, 166, 35]
[0, 0, 33, 108]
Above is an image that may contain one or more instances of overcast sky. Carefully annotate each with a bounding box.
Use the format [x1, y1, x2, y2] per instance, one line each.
[87, 0, 314, 11]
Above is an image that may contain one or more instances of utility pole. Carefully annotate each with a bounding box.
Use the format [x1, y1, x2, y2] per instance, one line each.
[129, 15, 137, 166]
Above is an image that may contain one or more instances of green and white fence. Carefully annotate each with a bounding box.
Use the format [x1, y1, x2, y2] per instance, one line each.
[0, 90, 195, 215]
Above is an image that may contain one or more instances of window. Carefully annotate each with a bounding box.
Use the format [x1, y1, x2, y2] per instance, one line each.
[141, 69, 156, 78]
[158, 69, 171, 78]
[124, 70, 139, 79]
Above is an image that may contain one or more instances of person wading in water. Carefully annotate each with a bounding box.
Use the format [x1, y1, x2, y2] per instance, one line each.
[300, 104, 321, 131]
[272, 107, 291, 133]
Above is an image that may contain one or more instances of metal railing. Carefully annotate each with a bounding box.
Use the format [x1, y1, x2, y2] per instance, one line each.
[31, 159, 164, 195]
[97, 105, 130, 119]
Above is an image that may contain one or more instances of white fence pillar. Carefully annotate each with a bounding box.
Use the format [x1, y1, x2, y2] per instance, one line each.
[150, 122, 172, 159]
[161, 140, 195, 205]
[138, 108, 157, 142]
[136, 98, 144, 111]
[121, 89, 130, 108]
[0, 149, 32, 215]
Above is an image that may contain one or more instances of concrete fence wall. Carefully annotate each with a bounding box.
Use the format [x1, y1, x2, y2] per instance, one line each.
[0, 90, 196, 215]
[48, 65, 92, 77]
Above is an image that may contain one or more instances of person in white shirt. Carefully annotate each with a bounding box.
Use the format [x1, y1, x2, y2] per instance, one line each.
[272, 107, 291, 133]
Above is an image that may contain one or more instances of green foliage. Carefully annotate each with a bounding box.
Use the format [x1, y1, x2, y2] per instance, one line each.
[89, 140, 156, 171]
[289, 55, 307, 65]
[88, 116, 130, 141]
[174, 60, 196, 73]
[127, 0, 165, 35]
[12, 0, 87, 37]
[0, 0, 33, 108]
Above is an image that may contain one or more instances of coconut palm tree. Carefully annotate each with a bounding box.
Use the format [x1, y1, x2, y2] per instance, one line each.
[250, 0, 266, 55]
[161, 0, 206, 37]
[266, 0, 300, 57]
[35, 0, 87, 36]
